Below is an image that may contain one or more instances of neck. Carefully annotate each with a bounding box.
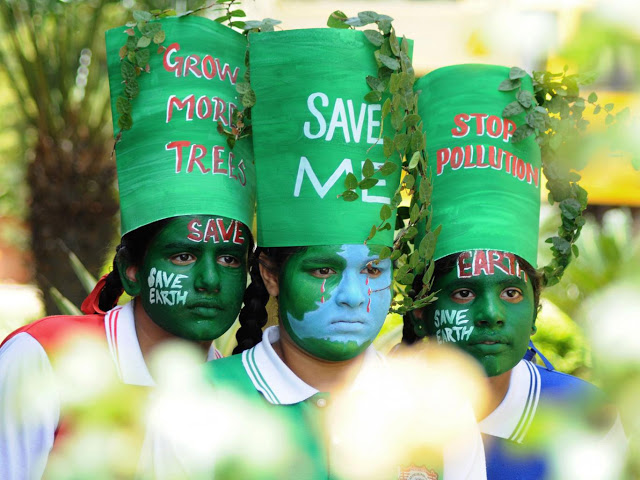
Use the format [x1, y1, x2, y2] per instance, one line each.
[482, 368, 513, 418]
[132, 299, 210, 364]
[273, 326, 365, 394]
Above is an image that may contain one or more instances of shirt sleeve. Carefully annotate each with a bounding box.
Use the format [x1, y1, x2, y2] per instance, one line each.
[0, 333, 60, 480]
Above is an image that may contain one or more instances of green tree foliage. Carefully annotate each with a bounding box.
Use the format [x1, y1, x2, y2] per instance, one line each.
[0, 0, 133, 313]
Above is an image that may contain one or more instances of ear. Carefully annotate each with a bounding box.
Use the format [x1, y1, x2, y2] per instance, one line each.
[116, 254, 141, 296]
[258, 255, 279, 297]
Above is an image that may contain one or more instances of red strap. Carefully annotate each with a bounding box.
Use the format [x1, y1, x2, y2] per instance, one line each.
[81, 274, 122, 315]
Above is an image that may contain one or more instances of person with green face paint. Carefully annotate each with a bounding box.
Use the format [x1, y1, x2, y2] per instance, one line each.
[149, 28, 489, 480]
[0, 16, 255, 479]
[403, 64, 626, 479]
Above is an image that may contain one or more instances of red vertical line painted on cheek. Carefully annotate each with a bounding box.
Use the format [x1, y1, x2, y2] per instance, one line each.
[321, 279, 326, 304]
[366, 276, 371, 313]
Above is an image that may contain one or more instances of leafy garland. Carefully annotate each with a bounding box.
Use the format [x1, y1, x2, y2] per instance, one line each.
[328, 10, 440, 315]
[499, 66, 622, 286]
[218, 18, 282, 148]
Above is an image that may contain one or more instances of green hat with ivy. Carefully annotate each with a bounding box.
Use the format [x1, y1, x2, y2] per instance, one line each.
[248, 28, 404, 247]
[106, 15, 255, 235]
[416, 64, 542, 267]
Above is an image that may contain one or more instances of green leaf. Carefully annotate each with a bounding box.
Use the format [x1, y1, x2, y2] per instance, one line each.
[383, 136, 394, 158]
[341, 190, 359, 202]
[345, 172, 358, 190]
[389, 30, 401, 56]
[366, 75, 384, 92]
[153, 30, 166, 44]
[587, 92, 598, 103]
[604, 103, 614, 112]
[377, 53, 400, 71]
[571, 244, 580, 258]
[378, 246, 391, 260]
[498, 78, 521, 91]
[526, 111, 546, 131]
[403, 174, 415, 190]
[404, 114, 421, 127]
[327, 10, 350, 29]
[378, 19, 392, 35]
[364, 29, 384, 46]
[560, 198, 582, 219]
[124, 80, 139, 98]
[379, 161, 397, 176]
[410, 131, 426, 152]
[512, 124, 534, 143]
[593, 105, 602, 115]
[367, 224, 377, 241]
[236, 82, 251, 94]
[551, 236, 571, 255]
[116, 96, 131, 115]
[133, 10, 153, 22]
[380, 204, 392, 221]
[118, 113, 133, 130]
[382, 98, 392, 119]
[358, 11, 379, 24]
[230, 9, 246, 17]
[391, 249, 403, 261]
[137, 35, 151, 48]
[363, 158, 375, 178]
[410, 203, 420, 223]
[359, 178, 379, 190]
[121, 60, 136, 82]
[509, 66, 528, 80]
[503, 100, 525, 117]
[364, 90, 383, 103]
[394, 133, 409, 152]
[605, 114, 614, 125]
[516, 90, 534, 108]
[135, 48, 150, 67]
[242, 89, 256, 108]
[408, 151, 421, 169]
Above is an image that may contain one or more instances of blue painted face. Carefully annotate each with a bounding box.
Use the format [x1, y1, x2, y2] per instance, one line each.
[278, 244, 392, 361]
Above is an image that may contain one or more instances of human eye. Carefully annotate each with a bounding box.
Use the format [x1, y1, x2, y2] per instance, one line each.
[217, 255, 241, 268]
[451, 288, 475, 304]
[501, 287, 523, 303]
[170, 253, 196, 266]
[311, 267, 336, 279]
[361, 261, 382, 278]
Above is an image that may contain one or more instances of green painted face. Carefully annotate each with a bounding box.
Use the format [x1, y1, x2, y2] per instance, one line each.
[278, 244, 392, 361]
[134, 215, 249, 341]
[423, 250, 536, 377]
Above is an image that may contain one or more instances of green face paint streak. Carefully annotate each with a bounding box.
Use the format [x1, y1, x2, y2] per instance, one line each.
[279, 245, 345, 322]
[138, 215, 250, 341]
[423, 251, 535, 377]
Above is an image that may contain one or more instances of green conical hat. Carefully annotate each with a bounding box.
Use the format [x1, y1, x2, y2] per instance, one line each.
[249, 29, 404, 247]
[106, 16, 255, 235]
[416, 64, 541, 266]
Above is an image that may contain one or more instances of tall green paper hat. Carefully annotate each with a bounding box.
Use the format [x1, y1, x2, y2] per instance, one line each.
[106, 16, 255, 235]
[249, 29, 403, 247]
[416, 64, 541, 266]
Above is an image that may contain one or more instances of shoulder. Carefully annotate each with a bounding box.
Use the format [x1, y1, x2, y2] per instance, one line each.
[203, 352, 253, 389]
[535, 363, 605, 401]
[2, 314, 106, 352]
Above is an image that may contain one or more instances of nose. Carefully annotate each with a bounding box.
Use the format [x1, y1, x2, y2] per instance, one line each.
[473, 293, 506, 328]
[193, 257, 221, 293]
[333, 270, 365, 308]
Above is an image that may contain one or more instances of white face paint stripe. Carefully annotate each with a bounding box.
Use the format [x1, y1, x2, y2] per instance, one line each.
[105, 307, 124, 381]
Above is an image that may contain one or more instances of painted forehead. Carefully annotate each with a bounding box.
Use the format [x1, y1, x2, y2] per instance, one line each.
[455, 250, 528, 283]
[157, 216, 248, 246]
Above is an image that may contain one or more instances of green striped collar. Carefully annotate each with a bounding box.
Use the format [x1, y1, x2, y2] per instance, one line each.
[241, 326, 383, 405]
[478, 359, 541, 443]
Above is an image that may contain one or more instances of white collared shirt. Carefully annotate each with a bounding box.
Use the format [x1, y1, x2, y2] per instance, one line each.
[241, 326, 384, 405]
[479, 359, 541, 443]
